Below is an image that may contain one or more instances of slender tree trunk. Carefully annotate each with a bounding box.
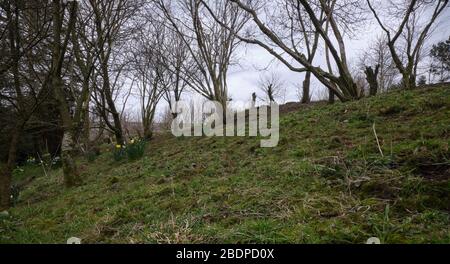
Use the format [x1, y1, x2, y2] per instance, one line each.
[214, 82, 228, 125]
[53, 75, 82, 187]
[143, 114, 153, 140]
[1, 1, 26, 209]
[111, 110, 125, 145]
[51, 0, 81, 187]
[60, 131, 82, 187]
[0, 165, 12, 211]
[82, 101, 91, 152]
[101, 65, 125, 145]
[0, 126, 21, 210]
[301, 72, 312, 104]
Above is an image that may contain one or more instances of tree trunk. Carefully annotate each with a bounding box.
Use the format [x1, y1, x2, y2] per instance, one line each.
[301, 72, 311, 104]
[0, 127, 21, 210]
[337, 72, 361, 100]
[54, 76, 82, 187]
[328, 89, 335, 104]
[102, 65, 125, 145]
[143, 127, 153, 141]
[365, 65, 380, 96]
[50, 0, 80, 188]
[104, 86, 124, 145]
[82, 102, 91, 152]
[402, 72, 417, 90]
[112, 113, 125, 144]
[143, 115, 153, 140]
[268, 85, 275, 103]
[0, 165, 12, 211]
[61, 132, 82, 187]
[53, 63, 82, 187]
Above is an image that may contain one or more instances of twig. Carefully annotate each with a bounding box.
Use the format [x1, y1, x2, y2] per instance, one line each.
[373, 123, 384, 157]
[36, 152, 49, 177]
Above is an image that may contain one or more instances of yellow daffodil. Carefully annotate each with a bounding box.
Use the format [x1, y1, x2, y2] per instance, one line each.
[116, 144, 122, 149]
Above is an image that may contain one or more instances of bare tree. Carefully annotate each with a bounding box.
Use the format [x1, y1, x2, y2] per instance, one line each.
[206, 0, 367, 102]
[155, 21, 190, 119]
[89, 0, 139, 145]
[367, 0, 449, 89]
[155, 0, 249, 114]
[0, 0, 53, 209]
[258, 73, 285, 103]
[129, 20, 166, 140]
[50, 0, 84, 187]
[277, 0, 324, 103]
[359, 35, 398, 93]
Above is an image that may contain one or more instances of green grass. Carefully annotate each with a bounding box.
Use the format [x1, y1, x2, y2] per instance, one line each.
[1, 85, 449, 244]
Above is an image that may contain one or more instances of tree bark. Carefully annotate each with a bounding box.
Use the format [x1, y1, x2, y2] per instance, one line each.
[328, 89, 336, 104]
[51, 0, 81, 187]
[402, 72, 416, 90]
[0, 126, 21, 210]
[60, 132, 82, 187]
[143, 127, 153, 141]
[101, 63, 125, 145]
[301, 72, 312, 104]
[365, 65, 380, 96]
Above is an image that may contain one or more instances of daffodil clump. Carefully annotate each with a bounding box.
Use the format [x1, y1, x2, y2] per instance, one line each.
[112, 138, 146, 162]
[126, 138, 146, 161]
[26, 157, 36, 165]
[113, 144, 127, 161]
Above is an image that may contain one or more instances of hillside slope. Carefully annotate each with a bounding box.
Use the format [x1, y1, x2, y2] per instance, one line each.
[1, 85, 450, 244]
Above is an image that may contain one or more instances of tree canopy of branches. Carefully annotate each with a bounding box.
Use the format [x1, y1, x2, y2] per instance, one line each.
[367, 0, 449, 89]
[430, 35, 450, 82]
[89, 0, 141, 146]
[205, 0, 367, 102]
[129, 20, 167, 140]
[0, 0, 55, 209]
[154, 0, 250, 112]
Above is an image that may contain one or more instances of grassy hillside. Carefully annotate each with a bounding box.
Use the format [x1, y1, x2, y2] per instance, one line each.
[1, 85, 449, 244]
